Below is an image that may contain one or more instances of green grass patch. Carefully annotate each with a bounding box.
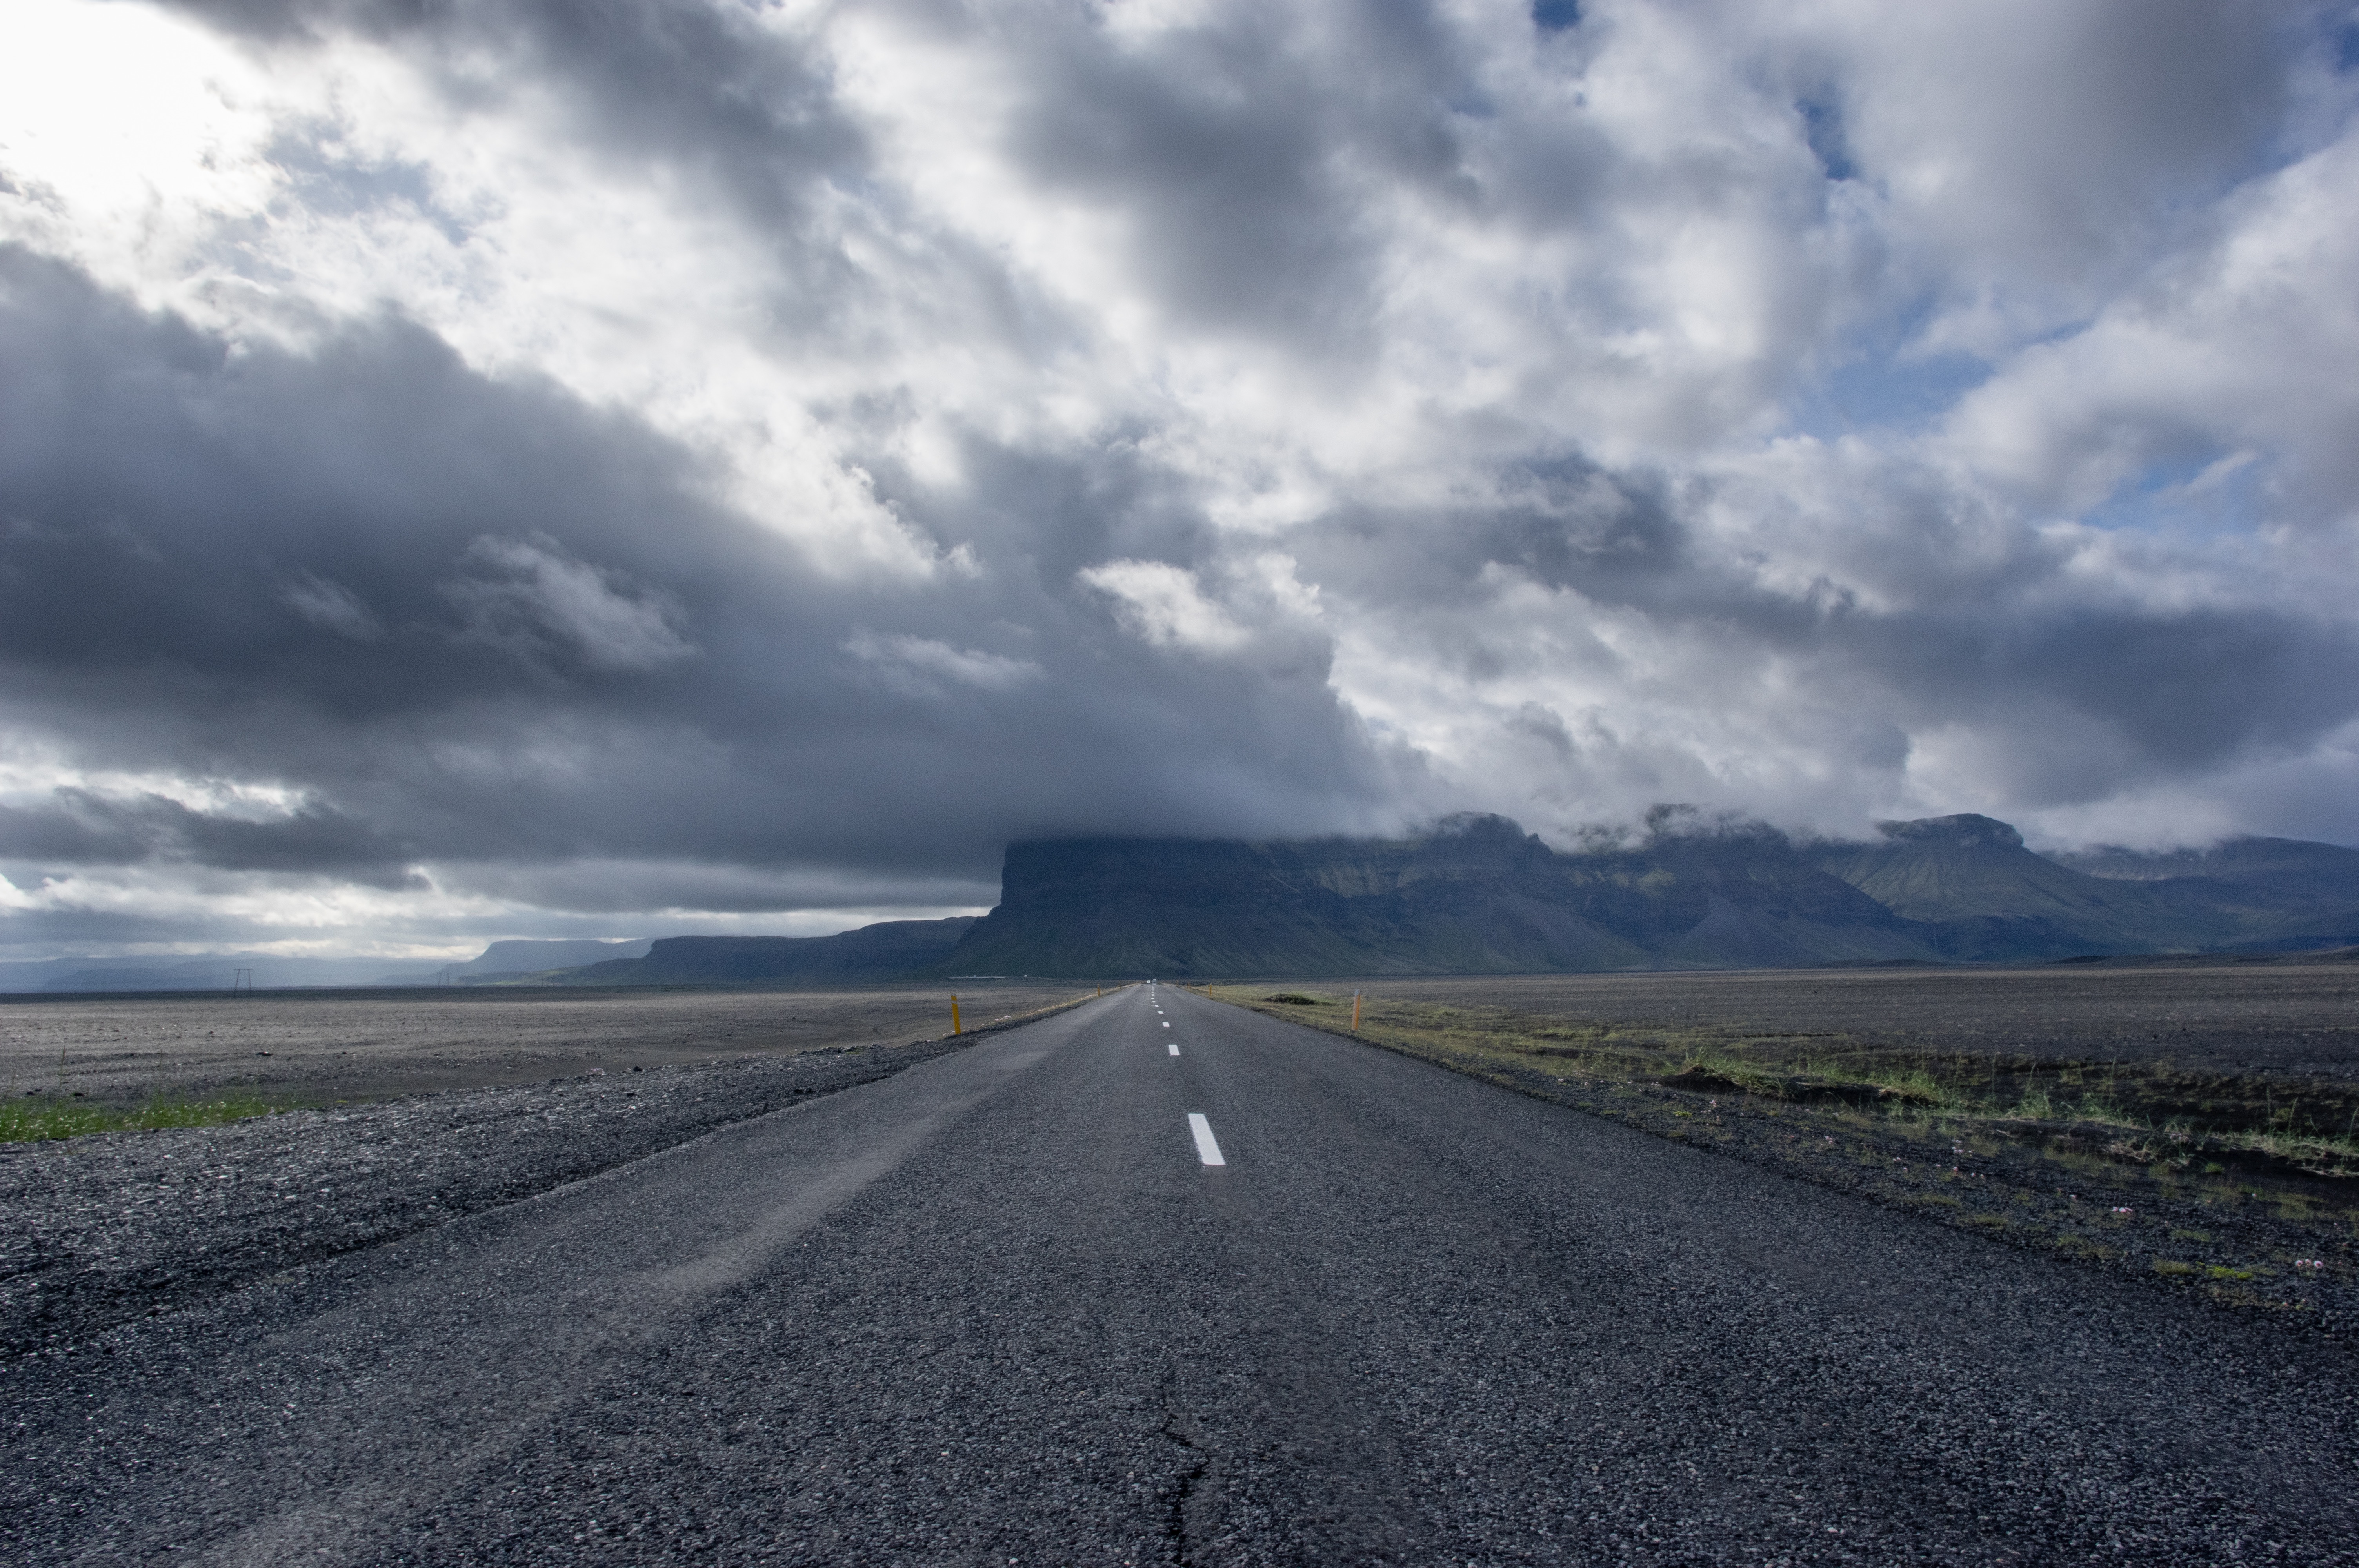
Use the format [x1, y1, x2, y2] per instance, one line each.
[2054, 1234, 2117, 1261]
[0, 1093, 300, 1143]
[1209, 985, 2359, 1186]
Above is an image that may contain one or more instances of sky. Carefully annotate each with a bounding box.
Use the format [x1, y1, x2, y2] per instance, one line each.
[2, 0, 2357, 961]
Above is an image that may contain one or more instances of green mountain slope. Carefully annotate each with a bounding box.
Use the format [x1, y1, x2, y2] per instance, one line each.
[1808, 815, 2212, 956]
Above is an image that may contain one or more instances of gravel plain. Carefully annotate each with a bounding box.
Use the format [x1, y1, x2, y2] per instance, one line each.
[0, 983, 1096, 1359]
[0, 981, 1086, 1105]
[1342, 959, 2359, 1079]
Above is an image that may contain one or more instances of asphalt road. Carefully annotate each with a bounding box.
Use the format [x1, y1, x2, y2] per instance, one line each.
[8, 984, 2356, 1566]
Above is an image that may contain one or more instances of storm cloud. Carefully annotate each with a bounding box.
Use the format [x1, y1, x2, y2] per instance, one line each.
[2, 0, 2355, 958]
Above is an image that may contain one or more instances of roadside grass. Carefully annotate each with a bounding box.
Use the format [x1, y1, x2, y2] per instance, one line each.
[1213, 985, 2359, 1320]
[0, 1093, 303, 1143]
[1224, 985, 2359, 1178]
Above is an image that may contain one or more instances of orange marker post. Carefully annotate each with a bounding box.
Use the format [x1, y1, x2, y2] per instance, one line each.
[951, 995, 962, 1035]
[1352, 991, 1362, 1031]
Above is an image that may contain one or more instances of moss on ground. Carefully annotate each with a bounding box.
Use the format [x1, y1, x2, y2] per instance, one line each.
[0, 1093, 304, 1143]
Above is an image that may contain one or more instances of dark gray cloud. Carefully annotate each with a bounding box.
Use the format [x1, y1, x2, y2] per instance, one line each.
[0, 789, 419, 885]
[0, 243, 1404, 933]
[996, 0, 1481, 353]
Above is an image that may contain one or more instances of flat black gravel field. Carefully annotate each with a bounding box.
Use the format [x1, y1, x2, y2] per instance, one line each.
[0, 980, 1083, 1105]
[5, 984, 2355, 1565]
[1339, 962, 2359, 1079]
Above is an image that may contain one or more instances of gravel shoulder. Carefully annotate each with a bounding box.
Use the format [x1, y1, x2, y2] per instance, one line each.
[0, 990, 1100, 1359]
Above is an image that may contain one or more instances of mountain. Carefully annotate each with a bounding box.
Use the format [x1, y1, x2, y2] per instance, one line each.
[27, 953, 448, 992]
[552, 918, 978, 987]
[1809, 816, 2359, 959]
[449, 937, 651, 982]
[2055, 836, 2359, 904]
[17, 819, 2355, 993]
[928, 815, 1930, 979]
[1807, 815, 2207, 959]
[923, 812, 2359, 979]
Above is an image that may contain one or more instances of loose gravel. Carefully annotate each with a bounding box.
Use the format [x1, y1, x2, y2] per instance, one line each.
[0, 1035, 997, 1360]
[1349, 960, 2359, 1079]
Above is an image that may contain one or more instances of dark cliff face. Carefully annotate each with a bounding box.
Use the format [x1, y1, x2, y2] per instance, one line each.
[938, 816, 1926, 978]
[1873, 813, 2026, 850]
[933, 812, 2359, 979]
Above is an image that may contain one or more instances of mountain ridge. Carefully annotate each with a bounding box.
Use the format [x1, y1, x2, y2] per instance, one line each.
[920, 813, 2359, 979]
[19, 817, 2358, 991]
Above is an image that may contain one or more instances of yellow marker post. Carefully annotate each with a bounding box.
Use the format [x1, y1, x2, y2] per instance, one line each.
[1352, 991, 1362, 1031]
[951, 995, 962, 1035]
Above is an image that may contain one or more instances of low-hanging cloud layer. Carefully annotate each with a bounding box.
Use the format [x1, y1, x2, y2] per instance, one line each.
[3, 0, 2356, 958]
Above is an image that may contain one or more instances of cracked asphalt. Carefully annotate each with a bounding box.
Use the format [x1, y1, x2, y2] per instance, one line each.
[6, 983, 2357, 1565]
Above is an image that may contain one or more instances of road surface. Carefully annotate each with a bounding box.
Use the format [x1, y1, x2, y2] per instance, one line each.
[7, 982, 2355, 1564]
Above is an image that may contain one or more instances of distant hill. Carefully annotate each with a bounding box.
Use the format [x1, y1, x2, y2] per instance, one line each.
[550, 918, 978, 987]
[2055, 836, 2359, 904]
[1809, 816, 2359, 958]
[1807, 814, 2211, 959]
[28, 953, 448, 992]
[14, 941, 651, 993]
[918, 813, 2359, 979]
[449, 937, 651, 982]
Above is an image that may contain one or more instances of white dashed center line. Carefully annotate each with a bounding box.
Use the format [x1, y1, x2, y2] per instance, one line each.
[1167, 1042, 1180, 1057]
[1187, 1112, 1225, 1167]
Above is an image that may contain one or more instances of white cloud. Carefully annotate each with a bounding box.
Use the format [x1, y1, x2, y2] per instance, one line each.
[1078, 560, 1252, 653]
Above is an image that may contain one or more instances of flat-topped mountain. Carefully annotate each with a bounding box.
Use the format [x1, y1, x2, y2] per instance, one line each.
[922, 813, 2359, 978]
[459, 815, 2359, 987]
